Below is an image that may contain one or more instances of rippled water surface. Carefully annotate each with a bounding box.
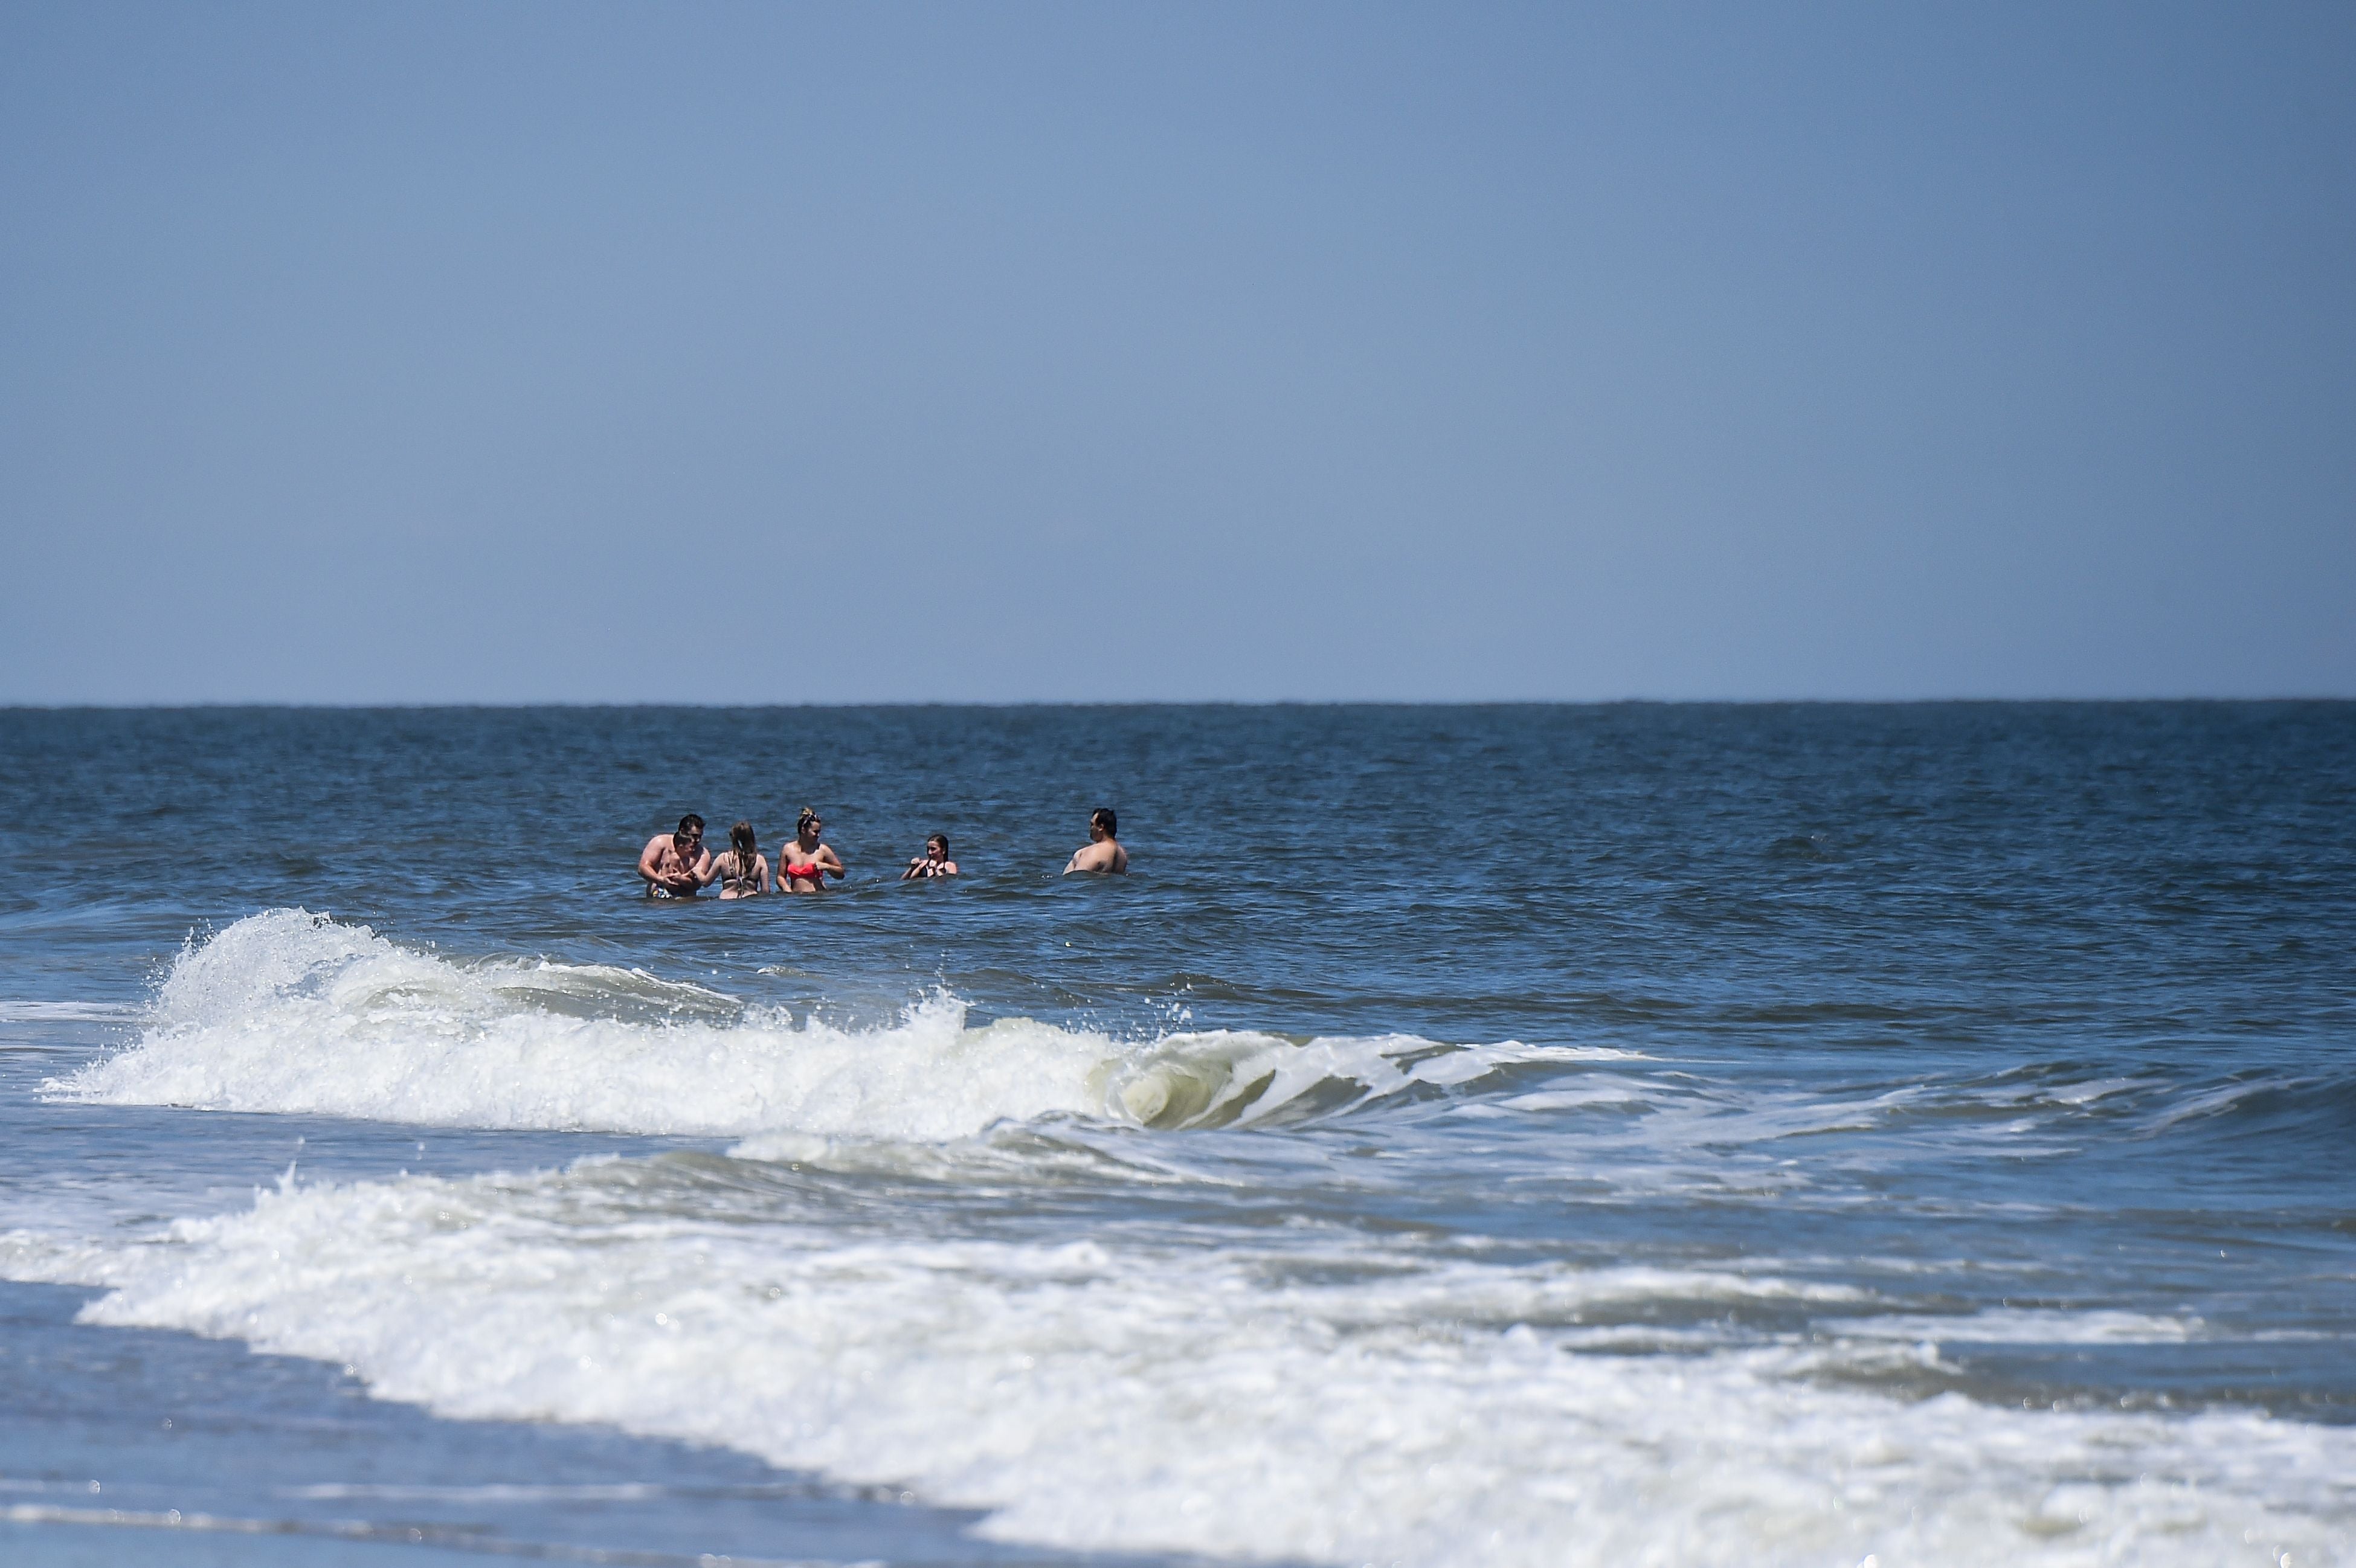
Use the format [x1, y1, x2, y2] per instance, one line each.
[2, 704, 2352, 1566]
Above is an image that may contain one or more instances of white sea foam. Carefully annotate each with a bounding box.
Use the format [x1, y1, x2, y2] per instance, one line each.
[9, 1162, 2349, 1568]
[54, 910, 1561, 1139]
[1844, 1307, 2208, 1346]
[27, 911, 2355, 1565]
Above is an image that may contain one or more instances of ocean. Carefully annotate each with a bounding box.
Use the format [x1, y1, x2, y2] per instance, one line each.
[2, 703, 2351, 1567]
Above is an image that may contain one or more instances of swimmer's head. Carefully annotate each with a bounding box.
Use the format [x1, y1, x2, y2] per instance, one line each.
[730, 819, 756, 861]
[927, 834, 949, 859]
[1090, 806, 1117, 839]
[797, 807, 821, 838]
[675, 813, 706, 848]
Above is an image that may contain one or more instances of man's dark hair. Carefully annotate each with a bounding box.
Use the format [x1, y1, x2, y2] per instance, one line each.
[1090, 806, 1116, 837]
[677, 814, 706, 838]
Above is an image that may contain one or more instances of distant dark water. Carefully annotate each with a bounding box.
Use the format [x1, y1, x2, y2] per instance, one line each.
[3, 704, 2352, 1566]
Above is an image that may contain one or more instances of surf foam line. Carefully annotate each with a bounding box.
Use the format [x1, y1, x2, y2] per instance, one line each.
[7, 1164, 2349, 1568]
[53, 910, 1606, 1140]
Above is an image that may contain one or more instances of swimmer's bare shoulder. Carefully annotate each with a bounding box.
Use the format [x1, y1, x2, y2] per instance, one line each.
[1063, 808, 1126, 875]
[1064, 840, 1127, 874]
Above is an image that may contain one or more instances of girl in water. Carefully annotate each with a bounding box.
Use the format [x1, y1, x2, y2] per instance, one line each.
[902, 834, 958, 879]
[779, 808, 845, 893]
[715, 820, 770, 899]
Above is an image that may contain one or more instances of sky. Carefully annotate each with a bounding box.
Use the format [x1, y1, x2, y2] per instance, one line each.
[2, 2, 2350, 704]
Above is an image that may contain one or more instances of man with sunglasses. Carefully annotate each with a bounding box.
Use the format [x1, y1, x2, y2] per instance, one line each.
[637, 814, 715, 898]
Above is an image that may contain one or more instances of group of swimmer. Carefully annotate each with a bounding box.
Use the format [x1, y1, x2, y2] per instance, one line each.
[636, 806, 1127, 899]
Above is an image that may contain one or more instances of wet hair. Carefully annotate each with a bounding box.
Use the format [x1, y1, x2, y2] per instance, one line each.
[1090, 806, 1116, 837]
[797, 806, 820, 837]
[927, 834, 950, 856]
[676, 813, 706, 839]
[729, 820, 758, 880]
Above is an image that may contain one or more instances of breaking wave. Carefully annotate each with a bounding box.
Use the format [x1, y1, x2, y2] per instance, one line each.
[55, 910, 1607, 1140]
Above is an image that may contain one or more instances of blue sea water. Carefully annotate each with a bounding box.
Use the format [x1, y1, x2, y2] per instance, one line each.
[1, 703, 2352, 1566]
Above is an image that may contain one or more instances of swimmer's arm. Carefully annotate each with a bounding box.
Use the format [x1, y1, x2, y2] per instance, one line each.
[690, 848, 720, 887]
[636, 839, 670, 885]
[819, 846, 846, 879]
[903, 858, 925, 881]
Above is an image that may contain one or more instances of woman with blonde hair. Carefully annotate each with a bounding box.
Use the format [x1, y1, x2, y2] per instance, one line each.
[715, 820, 770, 899]
[779, 807, 845, 893]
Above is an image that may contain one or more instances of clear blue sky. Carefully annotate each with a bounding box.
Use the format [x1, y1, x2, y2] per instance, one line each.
[3, 2, 2349, 702]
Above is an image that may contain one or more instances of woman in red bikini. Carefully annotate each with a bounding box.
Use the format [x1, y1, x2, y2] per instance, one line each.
[780, 808, 845, 893]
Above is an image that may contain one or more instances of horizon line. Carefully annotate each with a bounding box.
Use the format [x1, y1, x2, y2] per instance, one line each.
[5, 695, 2352, 713]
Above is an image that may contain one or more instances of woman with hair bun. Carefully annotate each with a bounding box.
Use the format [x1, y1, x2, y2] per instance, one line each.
[780, 807, 845, 893]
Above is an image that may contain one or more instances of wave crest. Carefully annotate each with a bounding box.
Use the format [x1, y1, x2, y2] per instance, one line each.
[59, 910, 1562, 1140]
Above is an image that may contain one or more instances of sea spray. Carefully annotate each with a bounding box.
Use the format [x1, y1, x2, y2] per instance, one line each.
[59, 910, 1594, 1139]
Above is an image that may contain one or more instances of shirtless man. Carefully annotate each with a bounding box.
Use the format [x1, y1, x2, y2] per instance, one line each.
[1063, 807, 1128, 875]
[638, 814, 715, 898]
